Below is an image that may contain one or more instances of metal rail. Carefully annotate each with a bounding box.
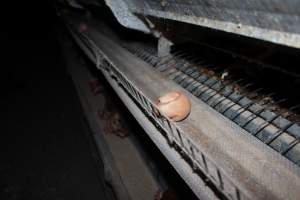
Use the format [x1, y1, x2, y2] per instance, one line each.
[63, 14, 300, 200]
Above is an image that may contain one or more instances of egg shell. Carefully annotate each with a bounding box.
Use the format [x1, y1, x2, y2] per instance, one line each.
[157, 91, 191, 122]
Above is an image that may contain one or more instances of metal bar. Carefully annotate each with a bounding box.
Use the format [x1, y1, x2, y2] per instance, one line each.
[64, 16, 300, 200]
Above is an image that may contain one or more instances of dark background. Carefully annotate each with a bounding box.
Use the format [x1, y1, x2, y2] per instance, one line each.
[1, 1, 109, 199]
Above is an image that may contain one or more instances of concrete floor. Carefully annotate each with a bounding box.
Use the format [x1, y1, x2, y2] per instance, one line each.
[0, 4, 110, 200]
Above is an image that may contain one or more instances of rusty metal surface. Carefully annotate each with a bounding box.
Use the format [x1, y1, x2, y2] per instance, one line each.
[63, 13, 300, 200]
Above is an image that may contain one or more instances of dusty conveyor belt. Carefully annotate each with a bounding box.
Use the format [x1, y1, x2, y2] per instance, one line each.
[61, 13, 300, 200]
[122, 42, 300, 167]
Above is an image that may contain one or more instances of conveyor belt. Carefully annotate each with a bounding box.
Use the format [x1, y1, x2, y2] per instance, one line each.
[122, 43, 300, 166]
[61, 13, 300, 200]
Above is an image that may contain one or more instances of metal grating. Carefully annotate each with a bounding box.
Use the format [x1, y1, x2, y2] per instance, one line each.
[61, 13, 300, 199]
[66, 25, 250, 200]
[95, 46, 244, 200]
[123, 43, 300, 166]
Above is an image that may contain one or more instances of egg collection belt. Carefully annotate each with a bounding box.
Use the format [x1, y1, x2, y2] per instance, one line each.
[66, 27, 233, 200]
[122, 42, 300, 167]
[62, 12, 300, 200]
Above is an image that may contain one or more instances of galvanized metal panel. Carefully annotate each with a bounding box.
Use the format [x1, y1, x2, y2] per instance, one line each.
[125, 0, 300, 48]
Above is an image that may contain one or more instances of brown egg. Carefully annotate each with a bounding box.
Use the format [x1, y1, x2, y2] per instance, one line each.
[156, 91, 191, 122]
